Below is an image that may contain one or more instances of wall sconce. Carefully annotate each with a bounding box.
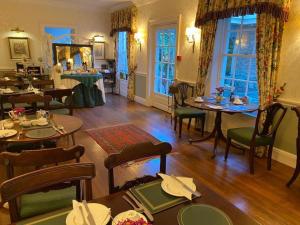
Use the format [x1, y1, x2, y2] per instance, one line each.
[185, 27, 200, 53]
[11, 27, 25, 33]
[134, 32, 143, 52]
[93, 35, 105, 43]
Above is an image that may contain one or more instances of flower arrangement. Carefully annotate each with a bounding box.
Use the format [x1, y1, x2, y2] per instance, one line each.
[116, 218, 152, 225]
[216, 87, 225, 96]
[274, 83, 287, 101]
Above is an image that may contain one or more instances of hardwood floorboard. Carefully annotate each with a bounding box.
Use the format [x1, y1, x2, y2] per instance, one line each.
[1, 94, 300, 225]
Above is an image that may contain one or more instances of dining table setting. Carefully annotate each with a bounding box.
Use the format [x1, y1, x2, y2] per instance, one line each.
[13, 173, 260, 225]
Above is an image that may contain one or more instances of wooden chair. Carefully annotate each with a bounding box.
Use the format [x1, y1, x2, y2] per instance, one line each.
[31, 79, 55, 90]
[225, 103, 287, 174]
[104, 142, 172, 194]
[0, 80, 24, 89]
[287, 107, 300, 187]
[169, 82, 206, 138]
[43, 89, 73, 115]
[0, 163, 95, 223]
[0, 145, 85, 179]
[8, 94, 52, 114]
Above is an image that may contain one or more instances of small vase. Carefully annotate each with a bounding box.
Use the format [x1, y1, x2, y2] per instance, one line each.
[216, 95, 222, 103]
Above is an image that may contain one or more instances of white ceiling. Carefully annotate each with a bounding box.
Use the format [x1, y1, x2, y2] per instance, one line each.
[10, 0, 153, 10]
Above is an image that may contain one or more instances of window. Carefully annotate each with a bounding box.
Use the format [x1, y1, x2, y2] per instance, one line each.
[44, 27, 74, 44]
[154, 28, 177, 96]
[219, 14, 258, 104]
[117, 32, 128, 76]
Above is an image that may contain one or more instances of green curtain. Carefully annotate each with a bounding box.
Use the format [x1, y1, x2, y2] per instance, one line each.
[196, 20, 218, 96]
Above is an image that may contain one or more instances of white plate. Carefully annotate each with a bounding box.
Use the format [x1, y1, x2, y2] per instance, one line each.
[0, 129, 17, 138]
[113, 210, 147, 224]
[66, 203, 110, 225]
[161, 177, 196, 197]
[37, 121, 49, 126]
[3, 90, 14, 94]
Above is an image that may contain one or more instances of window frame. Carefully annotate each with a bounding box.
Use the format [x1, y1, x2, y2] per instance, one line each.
[117, 32, 129, 77]
[216, 15, 258, 104]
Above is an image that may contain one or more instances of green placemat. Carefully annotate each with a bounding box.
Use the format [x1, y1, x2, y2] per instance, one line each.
[17, 210, 70, 225]
[130, 180, 189, 214]
[25, 128, 57, 139]
[177, 204, 233, 225]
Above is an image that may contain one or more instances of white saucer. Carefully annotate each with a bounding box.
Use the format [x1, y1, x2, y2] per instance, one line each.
[66, 203, 110, 225]
[161, 176, 196, 197]
[113, 210, 147, 224]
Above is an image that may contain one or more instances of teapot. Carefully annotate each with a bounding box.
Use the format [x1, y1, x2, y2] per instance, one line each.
[8, 108, 25, 120]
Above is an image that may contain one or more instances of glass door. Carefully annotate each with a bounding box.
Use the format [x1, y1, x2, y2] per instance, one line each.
[154, 28, 177, 96]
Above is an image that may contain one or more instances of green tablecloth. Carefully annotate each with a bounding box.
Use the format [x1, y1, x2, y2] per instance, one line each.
[61, 74, 103, 88]
[61, 74, 104, 108]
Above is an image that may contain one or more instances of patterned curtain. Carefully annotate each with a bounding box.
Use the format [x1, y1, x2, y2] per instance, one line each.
[111, 6, 137, 101]
[195, 0, 291, 27]
[257, 13, 284, 108]
[127, 32, 137, 101]
[196, 20, 218, 96]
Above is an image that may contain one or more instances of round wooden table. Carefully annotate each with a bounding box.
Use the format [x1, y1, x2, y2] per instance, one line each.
[185, 97, 258, 157]
[0, 114, 83, 145]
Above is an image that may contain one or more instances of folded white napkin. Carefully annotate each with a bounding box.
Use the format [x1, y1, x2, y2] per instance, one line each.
[72, 200, 85, 225]
[194, 97, 204, 103]
[158, 173, 196, 200]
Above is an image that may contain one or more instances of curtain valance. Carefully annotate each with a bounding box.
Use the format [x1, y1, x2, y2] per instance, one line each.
[195, 0, 291, 27]
[110, 6, 137, 37]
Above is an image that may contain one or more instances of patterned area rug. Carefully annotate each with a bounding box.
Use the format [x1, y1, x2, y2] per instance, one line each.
[86, 124, 161, 154]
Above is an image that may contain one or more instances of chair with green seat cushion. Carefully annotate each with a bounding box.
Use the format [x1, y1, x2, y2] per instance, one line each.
[225, 103, 287, 174]
[20, 186, 76, 219]
[0, 163, 95, 223]
[37, 99, 65, 108]
[43, 89, 73, 116]
[169, 82, 206, 138]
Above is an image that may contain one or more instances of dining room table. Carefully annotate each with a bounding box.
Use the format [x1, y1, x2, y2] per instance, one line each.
[12, 178, 261, 225]
[0, 114, 83, 151]
[185, 97, 258, 158]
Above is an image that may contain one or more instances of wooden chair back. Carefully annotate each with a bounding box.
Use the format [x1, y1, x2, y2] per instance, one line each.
[0, 145, 85, 179]
[0, 80, 24, 89]
[8, 94, 52, 112]
[104, 142, 172, 194]
[31, 80, 55, 89]
[0, 163, 95, 222]
[169, 82, 194, 107]
[43, 89, 73, 115]
[253, 103, 287, 139]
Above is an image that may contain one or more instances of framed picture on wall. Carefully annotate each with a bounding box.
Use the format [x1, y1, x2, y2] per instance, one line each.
[94, 42, 105, 60]
[8, 37, 31, 60]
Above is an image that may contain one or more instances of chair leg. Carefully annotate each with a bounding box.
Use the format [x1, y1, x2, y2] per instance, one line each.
[224, 138, 231, 161]
[174, 116, 177, 131]
[249, 146, 255, 174]
[201, 116, 205, 136]
[71, 134, 76, 145]
[267, 144, 274, 170]
[287, 161, 300, 187]
[179, 118, 183, 138]
[187, 118, 192, 130]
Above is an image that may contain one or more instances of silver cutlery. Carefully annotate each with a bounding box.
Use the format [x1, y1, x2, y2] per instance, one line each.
[17, 128, 23, 140]
[171, 175, 201, 198]
[122, 195, 143, 213]
[82, 200, 96, 225]
[126, 191, 154, 222]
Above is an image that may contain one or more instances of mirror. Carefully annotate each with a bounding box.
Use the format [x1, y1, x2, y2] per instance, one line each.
[52, 44, 94, 70]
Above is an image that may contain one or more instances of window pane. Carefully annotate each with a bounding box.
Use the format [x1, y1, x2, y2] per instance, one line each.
[169, 30, 176, 46]
[224, 79, 233, 87]
[163, 32, 169, 46]
[117, 32, 128, 74]
[242, 14, 256, 30]
[229, 16, 242, 30]
[154, 78, 161, 93]
[235, 57, 250, 80]
[234, 80, 247, 97]
[169, 47, 176, 64]
[226, 32, 239, 54]
[162, 63, 168, 79]
[162, 47, 169, 62]
[161, 79, 168, 95]
[168, 64, 175, 80]
[223, 56, 235, 79]
[239, 31, 256, 55]
[248, 82, 259, 103]
[249, 58, 257, 81]
[155, 63, 161, 78]
[157, 31, 164, 46]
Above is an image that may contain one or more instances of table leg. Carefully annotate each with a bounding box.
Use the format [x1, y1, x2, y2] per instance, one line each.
[189, 111, 226, 157]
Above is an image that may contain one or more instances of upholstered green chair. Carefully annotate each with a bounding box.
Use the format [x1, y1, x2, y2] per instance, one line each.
[0, 163, 95, 223]
[225, 103, 287, 174]
[169, 82, 206, 138]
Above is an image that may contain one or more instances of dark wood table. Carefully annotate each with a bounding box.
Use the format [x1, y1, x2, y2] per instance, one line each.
[185, 97, 258, 157]
[0, 114, 82, 147]
[13, 180, 260, 225]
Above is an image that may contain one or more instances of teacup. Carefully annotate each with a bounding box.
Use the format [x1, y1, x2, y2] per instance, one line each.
[20, 120, 31, 128]
[8, 108, 24, 120]
[3, 121, 14, 129]
[36, 110, 50, 119]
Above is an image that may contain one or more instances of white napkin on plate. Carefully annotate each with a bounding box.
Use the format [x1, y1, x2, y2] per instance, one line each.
[194, 97, 204, 103]
[72, 200, 85, 225]
[158, 173, 196, 200]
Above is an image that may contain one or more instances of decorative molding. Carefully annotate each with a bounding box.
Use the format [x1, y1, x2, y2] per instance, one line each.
[134, 96, 150, 106]
[277, 98, 300, 107]
[272, 147, 296, 169]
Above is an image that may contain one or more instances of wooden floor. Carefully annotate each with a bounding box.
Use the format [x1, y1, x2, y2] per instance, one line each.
[1, 94, 300, 225]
